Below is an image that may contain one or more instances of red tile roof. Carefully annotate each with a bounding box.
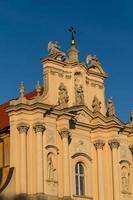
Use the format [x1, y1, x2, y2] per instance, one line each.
[0, 88, 43, 130]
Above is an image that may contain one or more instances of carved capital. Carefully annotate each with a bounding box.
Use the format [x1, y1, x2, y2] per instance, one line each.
[33, 122, 45, 133]
[17, 122, 29, 134]
[108, 139, 120, 149]
[129, 144, 133, 155]
[59, 128, 70, 139]
[94, 140, 105, 150]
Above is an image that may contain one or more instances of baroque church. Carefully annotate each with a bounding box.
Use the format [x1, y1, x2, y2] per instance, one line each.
[0, 29, 133, 200]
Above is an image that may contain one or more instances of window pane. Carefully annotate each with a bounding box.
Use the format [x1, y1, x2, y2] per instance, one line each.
[75, 163, 78, 174]
[80, 176, 85, 195]
[75, 175, 79, 195]
[79, 163, 84, 174]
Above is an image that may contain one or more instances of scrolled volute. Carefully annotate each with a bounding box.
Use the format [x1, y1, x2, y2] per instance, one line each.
[129, 144, 133, 155]
[94, 140, 105, 150]
[17, 122, 29, 134]
[108, 139, 120, 149]
[59, 128, 70, 139]
[33, 122, 45, 134]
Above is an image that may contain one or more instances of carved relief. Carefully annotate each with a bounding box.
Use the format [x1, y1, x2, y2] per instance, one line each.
[120, 145, 129, 161]
[58, 83, 69, 109]
[92, 96, 101, 112]
[46, 132, 55, 145]
[75, 140, 87, 153]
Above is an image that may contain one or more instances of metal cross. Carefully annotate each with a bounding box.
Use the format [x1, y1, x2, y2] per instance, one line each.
[69, 27, 76, 41]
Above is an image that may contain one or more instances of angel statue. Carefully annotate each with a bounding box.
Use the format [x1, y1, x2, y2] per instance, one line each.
[48, 41, 66, 61]
[86, 55, 93, 66]
[86, 54, 101, 67]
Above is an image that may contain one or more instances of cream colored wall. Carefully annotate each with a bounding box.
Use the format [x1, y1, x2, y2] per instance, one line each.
[42, 60, 106, 115]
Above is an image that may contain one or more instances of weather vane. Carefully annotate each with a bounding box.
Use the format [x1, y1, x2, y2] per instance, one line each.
[69, 27, 76, 41]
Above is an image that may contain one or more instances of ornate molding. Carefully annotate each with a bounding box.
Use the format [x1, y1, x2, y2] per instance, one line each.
[17, 122, 29, 134]
[108, 139, 120, 149]
[33, 122, 45, 133]
[94, 140, 105, 150]
[129, 144, 133, 155]
[59, 128, 70, 139]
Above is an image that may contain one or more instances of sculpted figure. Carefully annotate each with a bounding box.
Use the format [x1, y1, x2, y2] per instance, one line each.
[92, 96, 101, 112]
[58, 83, 69, 109]
[48, 157, 55, 180]
[121, 169, 129, 193]
[75, 84, 84, 105]
[48, 41, 66, 61]
[86, 54, 100, 66]
[107, 97, 115, 117]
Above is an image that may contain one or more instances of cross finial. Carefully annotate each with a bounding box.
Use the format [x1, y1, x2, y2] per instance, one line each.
[69, 27, 76, 45]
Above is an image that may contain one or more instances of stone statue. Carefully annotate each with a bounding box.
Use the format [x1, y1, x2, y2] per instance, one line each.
[75, 84, 84, 105]
[106, 97, 115, 117]
[58, 83, 69, 109]
[92, 96, 101, 112]
[121, 169, 129, 193]
[48, 41, 66, 61]
[86, 54, 101, 67]
[48, 157, 55, 180]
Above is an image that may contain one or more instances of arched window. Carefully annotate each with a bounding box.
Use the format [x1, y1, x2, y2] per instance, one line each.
[75, 162, 85, 196]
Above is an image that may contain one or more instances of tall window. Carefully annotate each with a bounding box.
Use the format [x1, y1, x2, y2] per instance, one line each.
[75, 162, 85, 196]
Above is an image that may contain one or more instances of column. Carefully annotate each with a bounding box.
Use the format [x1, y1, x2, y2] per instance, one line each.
[59, 128, 70, 198]
[17, 122, 29, 194]
[109, 139, 120, 200]
[33, 122, 45, 194]
[94, 140, 105, 200]
[129, 144, 133, 194]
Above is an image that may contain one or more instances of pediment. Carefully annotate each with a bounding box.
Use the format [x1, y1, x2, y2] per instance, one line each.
[75, 110, 92, 124]
[88, 65, 108, 78]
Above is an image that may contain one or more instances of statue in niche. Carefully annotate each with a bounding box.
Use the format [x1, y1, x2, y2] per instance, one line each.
[58, 83, 69, 109]
[48, 41, 66, 61]
[106, 97, 115, 117]
[47, 157, 55, 181]
[92, 96, 101, 112]
[75, 84, 84, 105]
[121, 167, 129, 193]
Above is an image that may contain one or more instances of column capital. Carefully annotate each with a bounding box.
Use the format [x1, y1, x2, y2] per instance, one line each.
[59, 128, 70, 139]
[129, 144, 133, 155]
[94, 140, 105, 150]
[33, 122, 45, 133]
[108, 139, 120, 149]
[17, 122, 29, 134]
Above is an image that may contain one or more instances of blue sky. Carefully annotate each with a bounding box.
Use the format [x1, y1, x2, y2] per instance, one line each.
[0, 0, 133, 122]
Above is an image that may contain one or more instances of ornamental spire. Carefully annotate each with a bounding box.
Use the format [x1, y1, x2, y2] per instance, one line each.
[68, 27, 79, 63]
[69, 26, 76, 46]
[19, 82, 25, 97]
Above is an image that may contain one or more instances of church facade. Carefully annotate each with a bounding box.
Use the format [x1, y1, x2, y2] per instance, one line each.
[0, 32, 133, 200]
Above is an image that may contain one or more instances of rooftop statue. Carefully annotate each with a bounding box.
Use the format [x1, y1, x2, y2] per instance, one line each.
[106, 97, 115, 117]
[86, 54, 101, 67]
[48, 41, 66, 61]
